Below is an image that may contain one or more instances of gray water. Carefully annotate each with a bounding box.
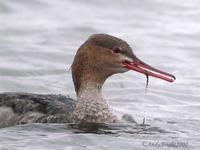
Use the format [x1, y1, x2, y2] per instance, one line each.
[0, 0, 200, 149]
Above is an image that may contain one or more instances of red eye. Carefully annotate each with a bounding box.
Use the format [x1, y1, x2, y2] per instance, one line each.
[113, 47, 122, 53]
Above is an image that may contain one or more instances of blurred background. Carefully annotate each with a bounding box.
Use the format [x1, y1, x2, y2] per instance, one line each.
[0, 0, 199, 149]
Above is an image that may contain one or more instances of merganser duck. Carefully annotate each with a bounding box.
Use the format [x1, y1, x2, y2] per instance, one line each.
[0, 34, 175, 128]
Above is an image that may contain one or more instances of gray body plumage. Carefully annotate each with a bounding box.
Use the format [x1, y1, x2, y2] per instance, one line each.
[0, 92, 76, 128]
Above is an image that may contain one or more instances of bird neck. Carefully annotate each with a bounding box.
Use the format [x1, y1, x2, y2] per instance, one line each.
[71, 81, 117, 123]
[78, 81, 103, 98]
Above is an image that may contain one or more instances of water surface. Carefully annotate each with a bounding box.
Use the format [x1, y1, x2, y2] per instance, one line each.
[0, 0, 199, 149]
